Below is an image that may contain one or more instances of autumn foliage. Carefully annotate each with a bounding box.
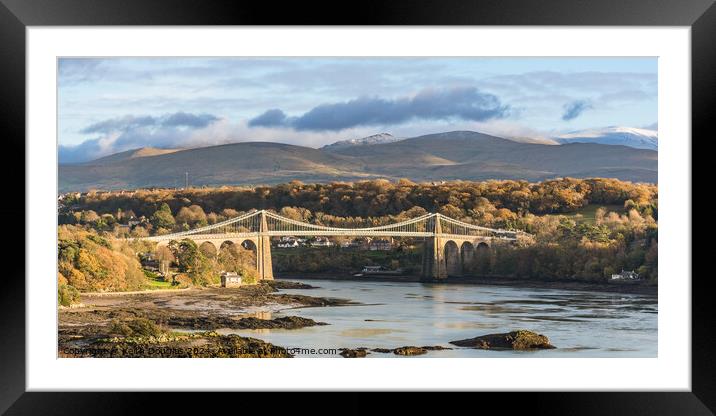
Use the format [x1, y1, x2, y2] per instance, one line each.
[58, 225, 146, 292]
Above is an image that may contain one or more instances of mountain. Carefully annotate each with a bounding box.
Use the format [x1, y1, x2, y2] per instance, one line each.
[59, 131, 657, 192]
[59, 142, 369, 191]
[321, 133, 403, 150]
[554, 126, 658, 150]
[325, 130, 657, 182]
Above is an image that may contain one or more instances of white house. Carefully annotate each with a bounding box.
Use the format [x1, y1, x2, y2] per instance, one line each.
[311, 237, 332, 247]
[278, 239, 300, 248]
[610, 269, 640, 280]
[221, 272, 242, 287]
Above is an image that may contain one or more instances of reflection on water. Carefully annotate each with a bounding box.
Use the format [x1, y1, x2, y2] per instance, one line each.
[251, 311, 273, 320]
[226, 279, 657, 358]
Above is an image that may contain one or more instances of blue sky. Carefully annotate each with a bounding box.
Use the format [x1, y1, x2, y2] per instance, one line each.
[58, 57, 657, 163]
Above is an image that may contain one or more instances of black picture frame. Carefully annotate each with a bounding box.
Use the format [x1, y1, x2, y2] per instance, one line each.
[1, 0, 711, 413]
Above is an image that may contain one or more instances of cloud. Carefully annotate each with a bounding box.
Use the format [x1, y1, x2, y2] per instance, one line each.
[248, 109, 289, 128]
[80, 115, 157, 134]
[60, 111, 223, 163]
[161, 112, 219, 128]
[562, 100, 592, 121]
[248, 87, 510, 131]
[80, 112, 219, 134]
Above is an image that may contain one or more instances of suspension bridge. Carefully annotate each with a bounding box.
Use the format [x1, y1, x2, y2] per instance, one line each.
[140, 210, 524, 280]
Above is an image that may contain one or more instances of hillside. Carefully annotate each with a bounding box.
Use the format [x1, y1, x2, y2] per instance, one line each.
[60, 142, 371, 191]
[326, 131, 657, 182]
[59, 131, 657, 192]
[81, 147, 184, 165]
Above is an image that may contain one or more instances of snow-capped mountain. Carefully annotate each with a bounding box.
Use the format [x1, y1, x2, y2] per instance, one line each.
[554, 126, 658, 150]
[322, 133, 404, 150]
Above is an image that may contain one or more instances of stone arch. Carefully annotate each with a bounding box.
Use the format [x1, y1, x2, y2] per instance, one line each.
[460, 241, 475, 274]
[444, 240, 461, 277]
[220, 240, 238, 251]
[198, 241, 217, 258]
[238, 239, 259, 272]
[239, 239, 257, 252]
[473, 241, 491, 275]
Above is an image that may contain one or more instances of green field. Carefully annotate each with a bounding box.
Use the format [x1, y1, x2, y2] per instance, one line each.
[559, 204, 625, 225]
[143, 277, 174, 290]
[142, 270, 176, 290]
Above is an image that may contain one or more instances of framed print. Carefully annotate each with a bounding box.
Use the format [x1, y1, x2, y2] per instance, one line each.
[2, 0, 713, 413]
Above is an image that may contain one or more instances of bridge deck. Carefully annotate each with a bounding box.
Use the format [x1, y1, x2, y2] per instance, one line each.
[138, 210, 523, 243]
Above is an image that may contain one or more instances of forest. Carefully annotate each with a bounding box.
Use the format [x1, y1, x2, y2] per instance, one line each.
[57, 178, 658, 296]
[60, 177, 656, 230]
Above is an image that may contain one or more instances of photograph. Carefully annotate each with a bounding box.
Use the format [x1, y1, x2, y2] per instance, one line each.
[56, 56, 659, 359]
[4, 0, 708, 407]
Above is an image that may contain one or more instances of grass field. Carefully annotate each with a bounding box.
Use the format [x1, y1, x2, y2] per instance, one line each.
[142, 269, 176, 290]
[144, 277, 175, 290]
[559, 204, 625, 225]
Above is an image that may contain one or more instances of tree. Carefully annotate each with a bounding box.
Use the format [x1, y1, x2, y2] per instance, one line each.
[168, 239, 216, 286]
[57, 225, 145, 292]
[176, 205, 208, 228]
[151, 203, 176, 230]
[80, 210, 100, 224]
[168, 239, 200, 273]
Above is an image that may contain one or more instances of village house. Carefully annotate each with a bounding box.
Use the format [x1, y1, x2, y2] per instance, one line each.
[277, 239, 300, 248]
[139, 252, 159, 271]
[340, 237, 370, 249]
[610, 269, 640, 281]
[369, 238, 393, 251]
[311, 237, 332, 247]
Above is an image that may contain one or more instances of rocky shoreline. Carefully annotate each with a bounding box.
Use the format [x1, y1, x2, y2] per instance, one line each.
[58, 282, 344, 358]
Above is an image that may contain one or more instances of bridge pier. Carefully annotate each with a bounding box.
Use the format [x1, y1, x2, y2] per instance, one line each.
[257, 212, 274, 280]
[421, 216, 448, 280]
[422, 236, 447, 280]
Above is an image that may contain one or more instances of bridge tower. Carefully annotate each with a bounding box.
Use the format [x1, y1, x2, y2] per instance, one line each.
[422, 214, 447, 280]
[257, 210, 274, 280]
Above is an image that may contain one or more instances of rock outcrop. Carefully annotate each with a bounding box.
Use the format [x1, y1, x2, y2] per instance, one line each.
[393, 346, 427, 356]
[340, 348, 368, 358]
[450, 330, 556, 350]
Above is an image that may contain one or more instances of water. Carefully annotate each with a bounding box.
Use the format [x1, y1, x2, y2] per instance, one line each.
[223, 278, 657, 358]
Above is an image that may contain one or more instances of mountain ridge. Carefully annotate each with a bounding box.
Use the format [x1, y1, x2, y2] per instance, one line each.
[320, 133, 404, 150]
[554, 126, 658, 150]
[59, 130, 657, 192]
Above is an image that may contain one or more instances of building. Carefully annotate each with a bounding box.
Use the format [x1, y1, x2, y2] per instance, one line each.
[610, 269, 640, 280]
[311, 237, 332, 247]
[341, 237, 370, 249]
[124, 215, 150, 228]
[277, 239, 300, 248]
[221, 272, 242, 287]
[369, 238, 393, 251]
[139, 253, 159, 271]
